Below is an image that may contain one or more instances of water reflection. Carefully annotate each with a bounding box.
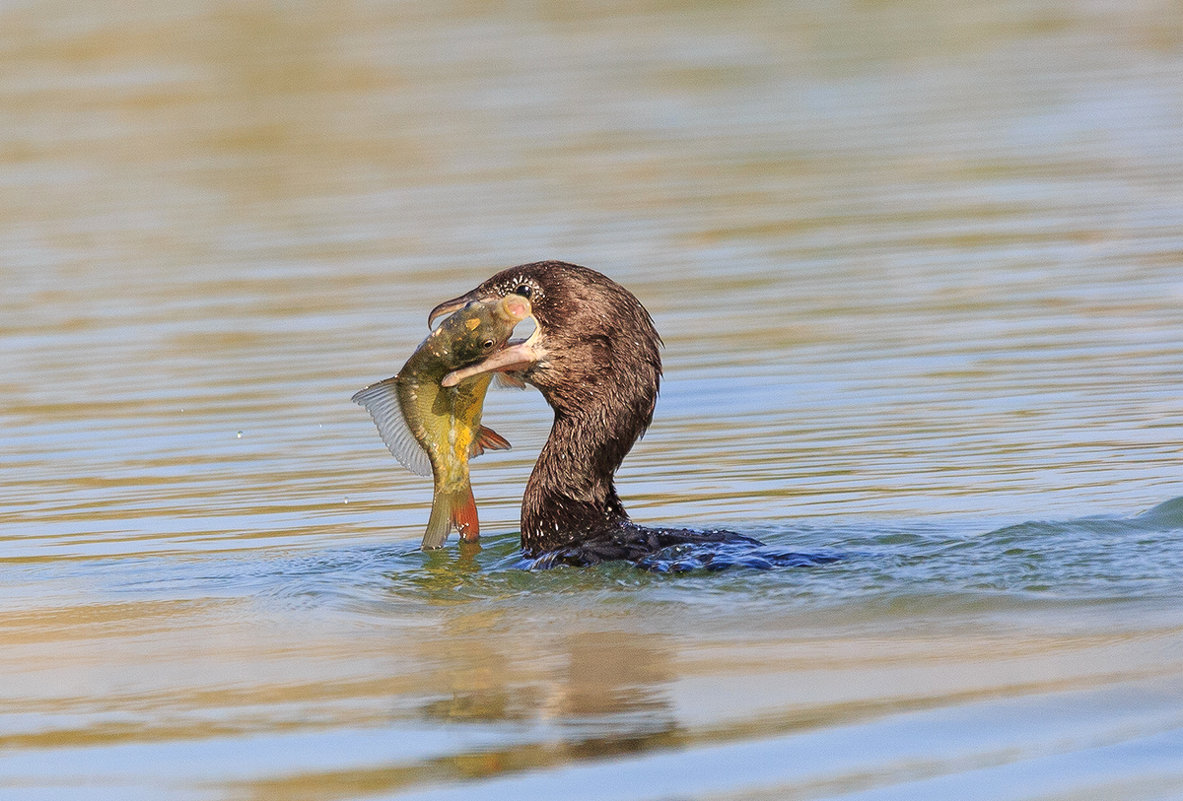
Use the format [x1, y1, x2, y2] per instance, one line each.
[549, 632, 672, 723]
[419, 626, 674, 734]
[234, 628, 679, 800]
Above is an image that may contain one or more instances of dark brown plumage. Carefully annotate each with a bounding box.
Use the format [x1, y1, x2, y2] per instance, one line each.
[428, 261, 762, 565]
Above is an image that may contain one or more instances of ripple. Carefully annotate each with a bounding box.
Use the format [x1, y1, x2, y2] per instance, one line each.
[88, 496, 1181, 617]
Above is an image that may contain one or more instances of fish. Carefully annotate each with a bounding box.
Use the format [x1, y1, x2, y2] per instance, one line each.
[352, 294, 531, 549]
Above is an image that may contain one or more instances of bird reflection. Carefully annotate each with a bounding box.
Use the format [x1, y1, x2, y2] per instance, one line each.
[546, 632, 672, 722]
[419, 624, 678, 753]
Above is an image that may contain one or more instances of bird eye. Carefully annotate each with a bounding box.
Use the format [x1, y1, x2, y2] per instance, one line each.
[481, 339, 495, 350]
[515, 284, 532, 299]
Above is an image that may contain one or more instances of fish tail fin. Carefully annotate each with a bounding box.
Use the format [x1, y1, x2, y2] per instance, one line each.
[421, 483, 479, 550]
[451, 483, 480, 543]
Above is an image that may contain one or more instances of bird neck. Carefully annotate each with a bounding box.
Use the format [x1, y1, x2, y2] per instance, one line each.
[520, 401, 638, 554]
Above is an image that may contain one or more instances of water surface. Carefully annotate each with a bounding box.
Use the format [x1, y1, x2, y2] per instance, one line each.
[2, 1, 1183, 799]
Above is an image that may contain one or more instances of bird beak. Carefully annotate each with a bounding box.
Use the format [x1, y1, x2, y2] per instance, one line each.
[440, 336, 543, 387]
[428, 290, 483, 329]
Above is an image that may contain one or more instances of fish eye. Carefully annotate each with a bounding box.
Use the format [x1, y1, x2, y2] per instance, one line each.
[481, 339, 495, 350]
[515, 284, 532, 299]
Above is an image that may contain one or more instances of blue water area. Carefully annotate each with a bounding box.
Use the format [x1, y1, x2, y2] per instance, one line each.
[84, 496, 1183, 615]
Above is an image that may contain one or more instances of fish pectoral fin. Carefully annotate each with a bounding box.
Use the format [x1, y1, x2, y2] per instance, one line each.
[493, 372, 528, 390]
[470, 425, 512, 458]
[352, 378, 433, 478]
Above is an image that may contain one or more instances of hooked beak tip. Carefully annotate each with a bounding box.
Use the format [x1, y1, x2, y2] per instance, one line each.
[428, 290, 483, 328]
[427, 299, 460, 329]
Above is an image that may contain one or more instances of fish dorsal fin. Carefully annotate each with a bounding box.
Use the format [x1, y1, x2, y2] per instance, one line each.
[470, 426, 511, 459]
[351, 378, 432, 478]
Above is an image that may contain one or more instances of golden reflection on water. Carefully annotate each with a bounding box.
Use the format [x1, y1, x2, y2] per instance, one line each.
[3, 0, 1183, 798]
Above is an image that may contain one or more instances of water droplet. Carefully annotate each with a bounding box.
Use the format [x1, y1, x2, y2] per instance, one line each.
[236, 431, 244, 438]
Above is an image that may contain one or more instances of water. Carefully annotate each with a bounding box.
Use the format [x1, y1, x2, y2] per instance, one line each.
[3, 1, 1183, 799]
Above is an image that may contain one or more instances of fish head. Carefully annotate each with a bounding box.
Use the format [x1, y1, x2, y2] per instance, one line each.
[430, 295, 532, 374]
[429, 262, 660, 395]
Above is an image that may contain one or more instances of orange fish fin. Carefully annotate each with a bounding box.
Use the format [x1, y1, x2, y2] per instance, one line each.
[470, 426, 511, 458]
[421, 485, 480, 550]
[452, 484, 480, 543]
